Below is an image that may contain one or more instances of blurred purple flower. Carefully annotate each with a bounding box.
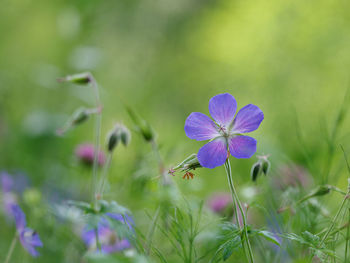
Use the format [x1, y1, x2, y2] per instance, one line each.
[75, 143, 106, 167]
[1, 171, 14, 193]
[274, 164, 312, 190]
[1, 171, 30, 194]
[185, 93, 264, 168]
[207, 193, 232, 214]
[1, 172, 19, 219]
[81, 213, 133, 253]
[11, 204, 43, 257]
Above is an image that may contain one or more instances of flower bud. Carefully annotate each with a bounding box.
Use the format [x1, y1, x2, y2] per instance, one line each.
[126, 107, 154, 142]
[107, 123, 131, 152]
[262, 158, 270, 175]
[251, 162, 261, 182]
[298, 185, 332, 204]
[250, 155, 270, 182]
[170, 154, 202, 176]
[57, 72, 92, 85]
[312, 185, 331, 197]
[72, 107, 90, 125]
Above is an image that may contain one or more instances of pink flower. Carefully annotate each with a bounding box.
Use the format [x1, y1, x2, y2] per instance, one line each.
[75, 143, 106, 167]
[207, 193, 232, 214]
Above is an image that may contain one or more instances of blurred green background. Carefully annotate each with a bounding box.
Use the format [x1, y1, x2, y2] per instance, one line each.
[1, 0, 350, 262]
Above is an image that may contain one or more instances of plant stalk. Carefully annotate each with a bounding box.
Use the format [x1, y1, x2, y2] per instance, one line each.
[4, 234, 17, 263]
[224, 159, 254, 263]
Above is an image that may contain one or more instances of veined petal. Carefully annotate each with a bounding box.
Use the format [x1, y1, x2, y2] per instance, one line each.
[232, 104, 264, 133]
[11, 204, 26, 231]
[197, 138, 228, 168]
[229, 136, 257, 159]
[209, 93, 237, 127]
[185, 112, 219, 141]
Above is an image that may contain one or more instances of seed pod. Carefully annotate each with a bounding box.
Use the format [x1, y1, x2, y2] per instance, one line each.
[72, 108, 90, 125]
[172, 154, 202, 174]
[126, 107, 155, 142]
[312, 185, 331, 197]
[107, 123, 131, 152]
[58, 72, 92, 85]
[119, 126, 131, 146]
[262, 159, 270, 175]
[251, 162, 261, 182]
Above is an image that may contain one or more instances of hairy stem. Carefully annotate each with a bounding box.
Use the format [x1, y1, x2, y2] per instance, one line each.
[224, 159, 254, 263]
[98, 153, 113, 199]
[89, 75, 102, 253]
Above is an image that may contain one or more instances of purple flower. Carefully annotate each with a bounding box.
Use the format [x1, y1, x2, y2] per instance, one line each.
[75, 143, 106, 167]
[1, 171, 14, 193]
[207, 193, 232, 214]
[1, 172, 18, 219]
[81, 213, 133, 253]
[11, 204, 43, 257]
[185, 93, 264, 168]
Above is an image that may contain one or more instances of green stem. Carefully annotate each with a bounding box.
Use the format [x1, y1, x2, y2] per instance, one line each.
[151, 139, 165, 175]
[94, 228, 101, 252]
[146, 206, 160, 255]
[224, 159, 254, 263]
[345, 208, 350, 262]
[91, 78, 102, 207]
[4, 234, 17, 263]
[321, 193, 349, 244]
[89, 75, 102, 253]
[98, 153, 113, 199]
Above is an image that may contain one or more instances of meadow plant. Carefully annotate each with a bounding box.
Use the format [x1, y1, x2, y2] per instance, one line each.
[4, 72, 350, 263]
[184, 93, 264, 262]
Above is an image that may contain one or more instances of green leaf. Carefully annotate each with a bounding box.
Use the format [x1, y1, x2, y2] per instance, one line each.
[66, 200, 95, 213]
[256, 230, 281, 246]
[222, 237, 241, 261]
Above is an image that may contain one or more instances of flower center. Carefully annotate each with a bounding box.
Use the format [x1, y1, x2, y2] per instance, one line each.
[218, 125, 229, 137]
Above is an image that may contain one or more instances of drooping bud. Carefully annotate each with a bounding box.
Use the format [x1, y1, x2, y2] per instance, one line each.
[250, 155, 270, 182]
[311, 185, 332, 197]
[297, 185, 332, 204]
[126, 107, 155, 142]
[57, 72, 92, 85]
[106, 123, 131, 152]
[251, 162, 261, 182]
[72, 107, 90, 125]
[119, 126, 131, 146]
[57, 107, 101, 135]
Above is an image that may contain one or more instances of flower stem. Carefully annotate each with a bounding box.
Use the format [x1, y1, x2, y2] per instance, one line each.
[91, 77, 102, 208]
[4, 234, 17, 263]
[98, 152, 113, 199]
[94, 228, 101, 253]
[89, 75, 102, 253]
[224, 159, 254, 263]
[345, 208, 350, 262]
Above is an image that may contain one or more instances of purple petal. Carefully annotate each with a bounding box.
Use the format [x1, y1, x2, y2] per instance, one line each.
[197, 138, 228, 169]
[185, 112, 219, 141]
[229, 136, 257, 159]
[19, 228, 43, 257]
[11, 204, 26, 230]
[209, 93, 237, 127]
[232, 104, 264, 133]
[1, 172, 13, 193]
